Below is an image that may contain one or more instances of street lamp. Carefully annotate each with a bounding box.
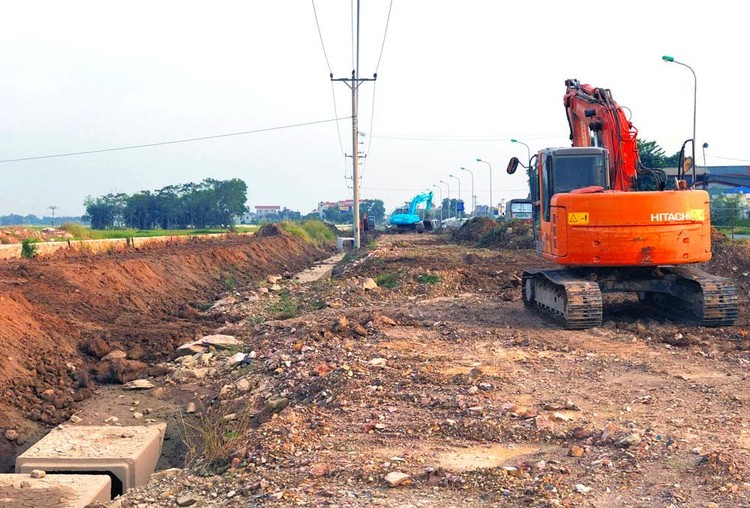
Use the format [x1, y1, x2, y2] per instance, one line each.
[439, 179, 451, 218]
[432, 184, 443, 221]
[476, 158, 492, 217]
[449, 174, 462, 218]
[662, 55, 697, 182]
[702, 142, 709, 189]
[460, 166, 474, 215]
[511, 139, 531, 167]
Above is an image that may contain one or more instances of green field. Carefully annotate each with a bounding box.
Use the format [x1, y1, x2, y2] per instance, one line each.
[59, 224, 259, 241]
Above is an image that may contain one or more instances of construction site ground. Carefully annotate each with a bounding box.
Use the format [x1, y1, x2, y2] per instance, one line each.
[3, 226, 750, 507]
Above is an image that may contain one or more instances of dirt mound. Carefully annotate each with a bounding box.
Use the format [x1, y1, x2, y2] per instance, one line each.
[477, 220, 534, 249]
[0, 227, 73, 245]
[0, 231, 328, 470]
[255, 223, 284, 237]
[452, 217, 497, 242]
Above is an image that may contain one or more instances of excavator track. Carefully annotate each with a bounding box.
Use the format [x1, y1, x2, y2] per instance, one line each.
[522, 266, 738, 329]
[642, 266, 738, 327]
[522, 270, 603, 329]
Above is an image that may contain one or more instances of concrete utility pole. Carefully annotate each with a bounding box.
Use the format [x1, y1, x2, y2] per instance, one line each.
[332, 0, 376, 249]
[48, 205, 57, 227]
[460, 167, 474, 216]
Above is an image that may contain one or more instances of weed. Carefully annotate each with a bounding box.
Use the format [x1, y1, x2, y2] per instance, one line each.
[21, 238, 39, 258]
[198, 302, 213, 311]
[416, 273, 441, 284]
[270, 290, 300, 319]
[220, 273, 237, 290]
[248, 315, 266, 325]
[179, 399, 254, 472]
[375, 272, 399, 288]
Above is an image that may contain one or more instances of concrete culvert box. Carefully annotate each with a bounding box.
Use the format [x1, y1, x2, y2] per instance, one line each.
[15, 423, 166, 498]
[0, 473, 111, 508]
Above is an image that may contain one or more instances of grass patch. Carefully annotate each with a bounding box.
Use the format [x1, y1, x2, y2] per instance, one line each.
[416, 273, 441, 284]
[279, 220, 337, 247]
[375, 272, 400, 288]
[220, 273, 237, 290]
[61, 225, 258, 241]
[270, 290, 300, 319]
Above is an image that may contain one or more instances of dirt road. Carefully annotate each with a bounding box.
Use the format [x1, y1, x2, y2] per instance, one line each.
[75, 231, 749, 507]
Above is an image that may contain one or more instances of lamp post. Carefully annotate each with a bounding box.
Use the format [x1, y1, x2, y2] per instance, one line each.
[702, 142, 709, 189]
[432, 184, 443, 221]
[460, 166, 475, 216]
[511, 139, 531, 167]
[662, 55, 697, 181]
[439, 179, 451, 218]
[476, 158, 492, 217]
[449, 174, 462, 218]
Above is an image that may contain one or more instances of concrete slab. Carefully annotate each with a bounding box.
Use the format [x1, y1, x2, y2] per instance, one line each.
[295, 253, 345, 283]
[0, 473, 111, 508]
[15, 423, 166, 496]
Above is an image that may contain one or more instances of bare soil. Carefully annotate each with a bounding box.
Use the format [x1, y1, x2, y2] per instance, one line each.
[5, 229, 750, 507]
[0, 225, 329, 472]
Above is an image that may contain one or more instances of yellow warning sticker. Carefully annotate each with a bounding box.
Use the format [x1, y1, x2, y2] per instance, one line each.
[568, 212, 589, 225]
[689, 208, 705, 221]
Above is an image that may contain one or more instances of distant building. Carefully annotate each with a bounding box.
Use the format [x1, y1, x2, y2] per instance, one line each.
[254, 205, 281, 219]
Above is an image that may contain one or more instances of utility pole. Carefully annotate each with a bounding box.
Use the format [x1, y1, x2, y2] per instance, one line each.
[48, 205, 57, 227]
[331, 0, 376, 249]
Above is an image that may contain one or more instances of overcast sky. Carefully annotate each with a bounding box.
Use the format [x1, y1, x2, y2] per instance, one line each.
[1, 1, 747, 218]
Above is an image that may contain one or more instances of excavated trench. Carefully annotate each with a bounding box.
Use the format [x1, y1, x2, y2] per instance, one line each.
[0, 225, 332, 472]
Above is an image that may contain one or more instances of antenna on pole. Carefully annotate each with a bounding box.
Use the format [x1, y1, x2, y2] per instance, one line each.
[331, 0, 376, 249]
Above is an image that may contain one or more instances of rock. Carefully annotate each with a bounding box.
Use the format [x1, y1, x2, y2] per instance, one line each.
[102, 350, 127, 361]
[199, 334, 241, 348]
[133, 412, 144, 419]
[616, 433, 642, 448]
[575, 484, 592, 494]
[104, 416, 119, 424]
[236, 378, 252, 392]
[186, 402, 196, 414]
[309, 463, 331, 477]
[267, 275, 283, 284]
[123, 379, 155, 390]
[210, 295, 237, 309]
[377, 315, 397, 326]
[269, 284, 282, 292]
[83, 337, 111, 359]
[227, 352, 247, 368]
[568, 445, 585, 457]
[353, 324, 368, 336]
[176, 494, 197, 506]
[149, 468, 182, 483]
[30, 470, 46, 479]
[93, 358, 148, 384]
[362, 278, 378, 290]
[384, 472, 412, 487]
[369, 358, 387, 367]
[333, 316, 349, 332]
[258, 287, 269, 294]
[69, 415, 82, 424]
[4, 429, 18, 441]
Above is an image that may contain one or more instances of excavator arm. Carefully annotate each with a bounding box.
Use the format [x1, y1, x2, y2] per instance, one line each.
[564, 79, 640, 191]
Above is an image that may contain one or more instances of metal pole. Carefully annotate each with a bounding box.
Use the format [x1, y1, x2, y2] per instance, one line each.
[511, 139, 531, 167]
[432, 184, 443, 221]
[702, 142, 709, 189]
[449, 174, 461, 218]
[476, 159, 492, 216]
[662, 56, 697, 185]
[460, 167, 474, 216]
[440, 180, 451, 218]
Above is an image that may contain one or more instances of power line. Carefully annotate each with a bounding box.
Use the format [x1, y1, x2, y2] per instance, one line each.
[708, 155, 750, 164]
[310, 0, 333, 74]
[0, 117, 350, 163]
[371, 133, 567, 142]
[374, 0, 394, 74]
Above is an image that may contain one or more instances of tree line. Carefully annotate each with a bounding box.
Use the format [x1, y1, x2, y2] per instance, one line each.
[83, 178, 248, 230]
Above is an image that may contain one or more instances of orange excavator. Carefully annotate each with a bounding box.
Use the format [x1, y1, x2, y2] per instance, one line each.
[506, 79, 738, 329]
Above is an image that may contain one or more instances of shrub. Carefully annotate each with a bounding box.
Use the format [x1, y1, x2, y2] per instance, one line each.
[21, 238, 39, 258]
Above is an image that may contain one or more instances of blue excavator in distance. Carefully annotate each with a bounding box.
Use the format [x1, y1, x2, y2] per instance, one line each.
[388, 191, 437, 233]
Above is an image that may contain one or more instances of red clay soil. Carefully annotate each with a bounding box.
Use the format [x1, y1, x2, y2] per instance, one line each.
[0, 226, 328, 470]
